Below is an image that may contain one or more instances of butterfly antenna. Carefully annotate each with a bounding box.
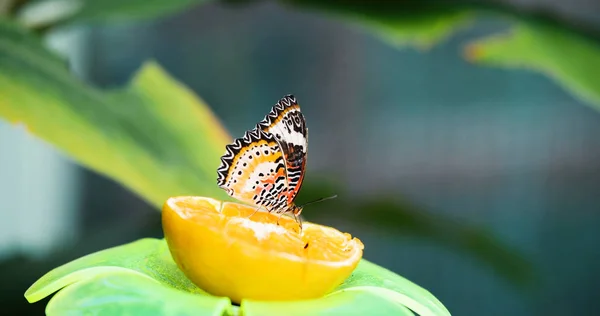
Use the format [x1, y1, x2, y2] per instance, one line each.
[298, 195, 338, 208]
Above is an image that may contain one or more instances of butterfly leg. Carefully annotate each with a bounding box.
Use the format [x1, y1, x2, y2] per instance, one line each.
[276, 211, 286, 226]
[292, 212, 303, 231]
[247, 206, 261, 219]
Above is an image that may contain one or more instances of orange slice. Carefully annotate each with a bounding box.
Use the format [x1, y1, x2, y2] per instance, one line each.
[162, 196, 364, 303]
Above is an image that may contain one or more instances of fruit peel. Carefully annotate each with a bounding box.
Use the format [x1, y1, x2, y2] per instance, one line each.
[162, 196, 364, 303]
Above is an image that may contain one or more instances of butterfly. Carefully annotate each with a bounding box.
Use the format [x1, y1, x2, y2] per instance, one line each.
[217, 95, 310, 227]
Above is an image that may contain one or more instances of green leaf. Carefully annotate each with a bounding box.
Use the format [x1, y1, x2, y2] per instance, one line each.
[347, 9, 473, 50]
[24, 238, 205, 303]
[465, 21, 600, 111]
[25, 238, 231, 315]
[0, 18, 232, 207]
[242, 290, 416, 316]
[284, 1, 473, 49]
[335, 260, 450, 316]
[26, 238, 450, 316]
[45, 272, 231, 316]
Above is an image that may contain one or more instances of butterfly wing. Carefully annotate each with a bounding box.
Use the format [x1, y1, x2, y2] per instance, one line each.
[256, 95, 308, 206]
[217, 128, 290, 211]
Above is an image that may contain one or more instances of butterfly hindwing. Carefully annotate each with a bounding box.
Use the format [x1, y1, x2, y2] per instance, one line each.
[256, 95, 308, 205]
[217, 128, 290, 211]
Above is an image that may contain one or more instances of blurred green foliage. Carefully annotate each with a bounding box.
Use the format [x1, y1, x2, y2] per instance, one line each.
[0, 19, 231, 207]
[281, 0, 600, 110]
[10, 1, 600, 110]
[465, 21, 600, 111]
[281, 2, 475, 49]
[2, 0, 599, 313]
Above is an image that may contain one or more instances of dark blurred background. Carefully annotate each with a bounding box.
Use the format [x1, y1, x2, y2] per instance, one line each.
[2, 1, 600, 315]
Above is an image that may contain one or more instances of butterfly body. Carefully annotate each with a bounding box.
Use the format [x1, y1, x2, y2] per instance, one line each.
[217, 95, 308, 223]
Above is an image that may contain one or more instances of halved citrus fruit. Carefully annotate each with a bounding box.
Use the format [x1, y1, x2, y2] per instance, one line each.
[162, 196, 364, 304]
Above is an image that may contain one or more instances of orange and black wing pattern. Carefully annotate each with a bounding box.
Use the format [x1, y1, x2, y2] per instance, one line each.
[217, 128, 291, 211]
[217, 95, 308, 212]
[256, 95, 308, 207]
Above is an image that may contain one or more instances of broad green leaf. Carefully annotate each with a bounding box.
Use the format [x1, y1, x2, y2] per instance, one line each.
[24, 238, 205, 303]
[26, 238, 450, 316]
[242, 290, 415, 316]
[334, 260, 450, 316]
[465, 21, 600, 111]
[0, 18, 232, 208]
[45, 272, 231, 316]
[284, 1, 473, 49]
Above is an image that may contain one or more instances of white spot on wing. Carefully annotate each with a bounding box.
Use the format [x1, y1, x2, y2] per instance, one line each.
[266, 119, 306, 149]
